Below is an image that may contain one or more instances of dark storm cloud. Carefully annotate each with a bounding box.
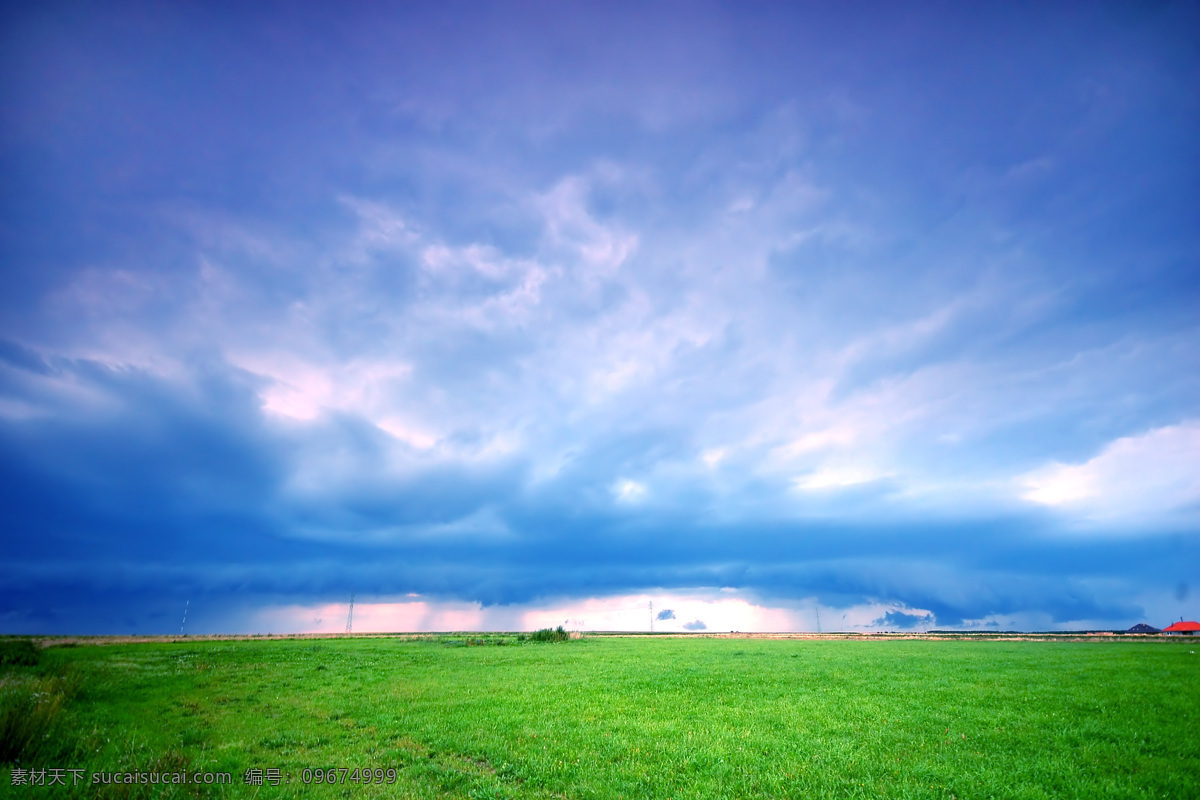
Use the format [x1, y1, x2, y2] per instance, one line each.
[0, 342, 1192, 632]
[0, 345, 1179, 633]
[874, 611, 934, 630]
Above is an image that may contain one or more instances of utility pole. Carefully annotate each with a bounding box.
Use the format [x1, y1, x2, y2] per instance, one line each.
[649, 601, 654, 633]
[815, 605, 821, 634]
[180, 600, 189, 636]
[345, 594, 355, 635]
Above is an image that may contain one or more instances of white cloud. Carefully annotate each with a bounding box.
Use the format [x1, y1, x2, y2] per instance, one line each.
[613, 479, 647, 503]
[792, 465, 888, 491]
[536, 175, 638, 277]
[1019, 421, 1200, 525]
[233, 353, 416, 424]
[338, 197, 419, 258]
[375, 418, 438, 449]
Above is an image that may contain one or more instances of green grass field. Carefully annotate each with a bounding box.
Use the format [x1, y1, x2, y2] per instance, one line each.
[2, 635, 1198, 799]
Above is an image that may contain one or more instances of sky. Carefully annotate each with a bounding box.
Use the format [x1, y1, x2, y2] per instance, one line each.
[1, 1, 1198, 635]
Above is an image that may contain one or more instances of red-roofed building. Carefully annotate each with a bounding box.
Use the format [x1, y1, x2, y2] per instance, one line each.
[1162, 621, 1200, 635]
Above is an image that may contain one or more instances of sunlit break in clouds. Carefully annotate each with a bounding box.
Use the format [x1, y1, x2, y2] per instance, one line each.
[1, 2, 1198, 634]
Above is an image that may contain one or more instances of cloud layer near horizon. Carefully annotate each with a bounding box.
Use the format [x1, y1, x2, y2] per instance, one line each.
[1, 2, 1197, 633]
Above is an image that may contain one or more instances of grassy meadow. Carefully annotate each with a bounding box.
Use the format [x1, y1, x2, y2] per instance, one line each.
[2, 634, 1198, 799]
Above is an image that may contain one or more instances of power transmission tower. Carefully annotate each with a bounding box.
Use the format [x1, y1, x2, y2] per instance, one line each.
[649, 601, 654, 633]
[180, 600, 189, 636]
[345, 594, 355, 635]
[815, 604, 821, 634]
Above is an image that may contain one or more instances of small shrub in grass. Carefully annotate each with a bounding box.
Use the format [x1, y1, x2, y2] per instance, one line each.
[528, 626, 570, 642]
[0, 638, 39, 667]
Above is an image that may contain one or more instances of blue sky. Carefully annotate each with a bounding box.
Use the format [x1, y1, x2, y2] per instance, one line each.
[2, 1, 1197, 634]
